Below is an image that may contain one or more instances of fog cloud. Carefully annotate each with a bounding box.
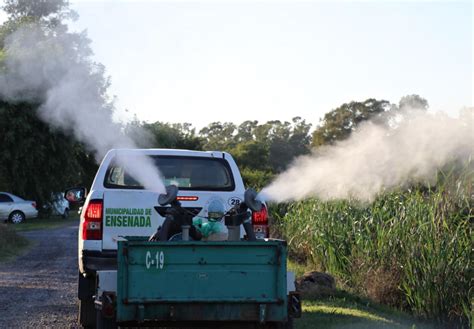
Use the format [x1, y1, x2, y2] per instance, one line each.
[0, 24, 165, 193]
[260, 108, 473, 203]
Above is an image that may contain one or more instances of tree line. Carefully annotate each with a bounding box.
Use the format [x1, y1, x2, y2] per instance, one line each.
[125, 94, 427, 191]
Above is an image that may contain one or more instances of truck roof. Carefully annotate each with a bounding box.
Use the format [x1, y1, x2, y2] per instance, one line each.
[107, 149, 228, 158]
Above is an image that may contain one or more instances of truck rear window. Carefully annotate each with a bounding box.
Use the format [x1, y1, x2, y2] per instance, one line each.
[104, 156, 235, 191]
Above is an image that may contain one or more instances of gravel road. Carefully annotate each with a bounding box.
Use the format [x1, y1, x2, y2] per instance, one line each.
[0, 223, 79, 328]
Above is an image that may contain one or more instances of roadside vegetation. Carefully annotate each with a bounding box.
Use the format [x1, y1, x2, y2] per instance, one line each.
[11, 214, 79, 232]
[276, 165, 472, 328]
[296, 294, 437, 329]
[0, 214, 78, 261]
[288, 261, 439, 328]
[0, 223, 29, 261]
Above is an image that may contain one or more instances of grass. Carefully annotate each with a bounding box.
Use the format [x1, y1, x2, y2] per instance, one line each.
[288, 260, 437, 328]
[0, 223, 30, 261]
[11, 213, 79, 232]
[288, 259, 313, 277]
[296, 296, 437, 329]
[1, 214, 78, 261]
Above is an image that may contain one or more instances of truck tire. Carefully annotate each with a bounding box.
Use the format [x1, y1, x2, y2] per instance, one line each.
[96, 311, 117, 329]
[78, 272, 96, 328]
[79, 298, 96, 328]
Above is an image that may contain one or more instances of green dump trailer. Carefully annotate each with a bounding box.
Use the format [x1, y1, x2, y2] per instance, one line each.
[95, 238, 300, 328]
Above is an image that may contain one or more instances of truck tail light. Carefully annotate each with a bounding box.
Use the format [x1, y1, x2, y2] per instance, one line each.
[32, 202, 37, 209]
[252, 205, 269, 239]
[82, 199, 103, 240]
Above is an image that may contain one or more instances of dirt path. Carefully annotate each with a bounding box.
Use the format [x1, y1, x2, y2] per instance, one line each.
[0, 223, 79, 328]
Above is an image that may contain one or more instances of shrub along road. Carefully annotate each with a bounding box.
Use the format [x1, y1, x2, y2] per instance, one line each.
[0, 223, 79, 328]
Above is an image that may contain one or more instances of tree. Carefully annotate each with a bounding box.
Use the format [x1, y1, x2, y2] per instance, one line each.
[199, 122, 236, 150]
[312, 98, 391, 147]
[0, 0, 100, 206]
[288, 116, 312, 158]
[3, 0, 71, 22]
[263, 118, 311, 172]
[231, 141, 270, 171]
[138, 121, 203, 150]
[230, 118, 312, 173]
[0, 0, 76, 47]
[399, 94, 429, 111]
[235, 120, 258, 143]
[239, 167, 274, 190]
[0, 101, 96, 204]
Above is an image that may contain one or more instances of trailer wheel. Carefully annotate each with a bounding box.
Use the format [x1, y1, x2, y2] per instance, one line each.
[266, 318, 293, 329]
[279, 317, 294, 329]
[79, 298, 96, 328]
[96, 311, 117, 329]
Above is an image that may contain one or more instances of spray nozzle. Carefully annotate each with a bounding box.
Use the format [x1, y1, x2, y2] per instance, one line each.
[158, 184, 179, 206]
[242, 188, 263, 212]
[153, 184, 202, 241]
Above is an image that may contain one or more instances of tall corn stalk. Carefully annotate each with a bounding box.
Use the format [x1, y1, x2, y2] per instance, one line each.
[273, 164, 473, 327]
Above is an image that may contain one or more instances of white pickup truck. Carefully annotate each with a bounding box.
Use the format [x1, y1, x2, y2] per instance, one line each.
[69, 149, 270, 328]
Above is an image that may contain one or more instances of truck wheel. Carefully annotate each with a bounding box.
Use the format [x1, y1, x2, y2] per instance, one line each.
[79, 298, 96, 328]
[96, 310, 117, 329]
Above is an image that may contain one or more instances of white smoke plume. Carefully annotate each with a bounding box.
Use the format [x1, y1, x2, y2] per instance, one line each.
[0, 24, 165, 193]
[260, 108, 473, 203]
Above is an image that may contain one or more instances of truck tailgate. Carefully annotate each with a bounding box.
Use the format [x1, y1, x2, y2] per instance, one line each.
[116, 239, 288, 323]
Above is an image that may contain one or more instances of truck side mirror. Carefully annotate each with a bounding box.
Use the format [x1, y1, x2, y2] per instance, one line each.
[64, 187, 87, 204]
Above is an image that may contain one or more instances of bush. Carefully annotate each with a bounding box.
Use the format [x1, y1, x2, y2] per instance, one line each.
[240, 168, 274, 190]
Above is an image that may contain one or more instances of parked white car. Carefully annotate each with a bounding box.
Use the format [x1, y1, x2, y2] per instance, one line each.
[44, 192, 70, 218]
[0, 192, 38, 224]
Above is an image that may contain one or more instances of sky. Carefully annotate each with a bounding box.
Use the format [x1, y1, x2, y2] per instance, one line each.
[2, 1, 473, 128]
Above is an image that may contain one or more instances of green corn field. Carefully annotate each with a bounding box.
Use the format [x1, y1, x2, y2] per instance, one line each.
[273, 163, 473, 327]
